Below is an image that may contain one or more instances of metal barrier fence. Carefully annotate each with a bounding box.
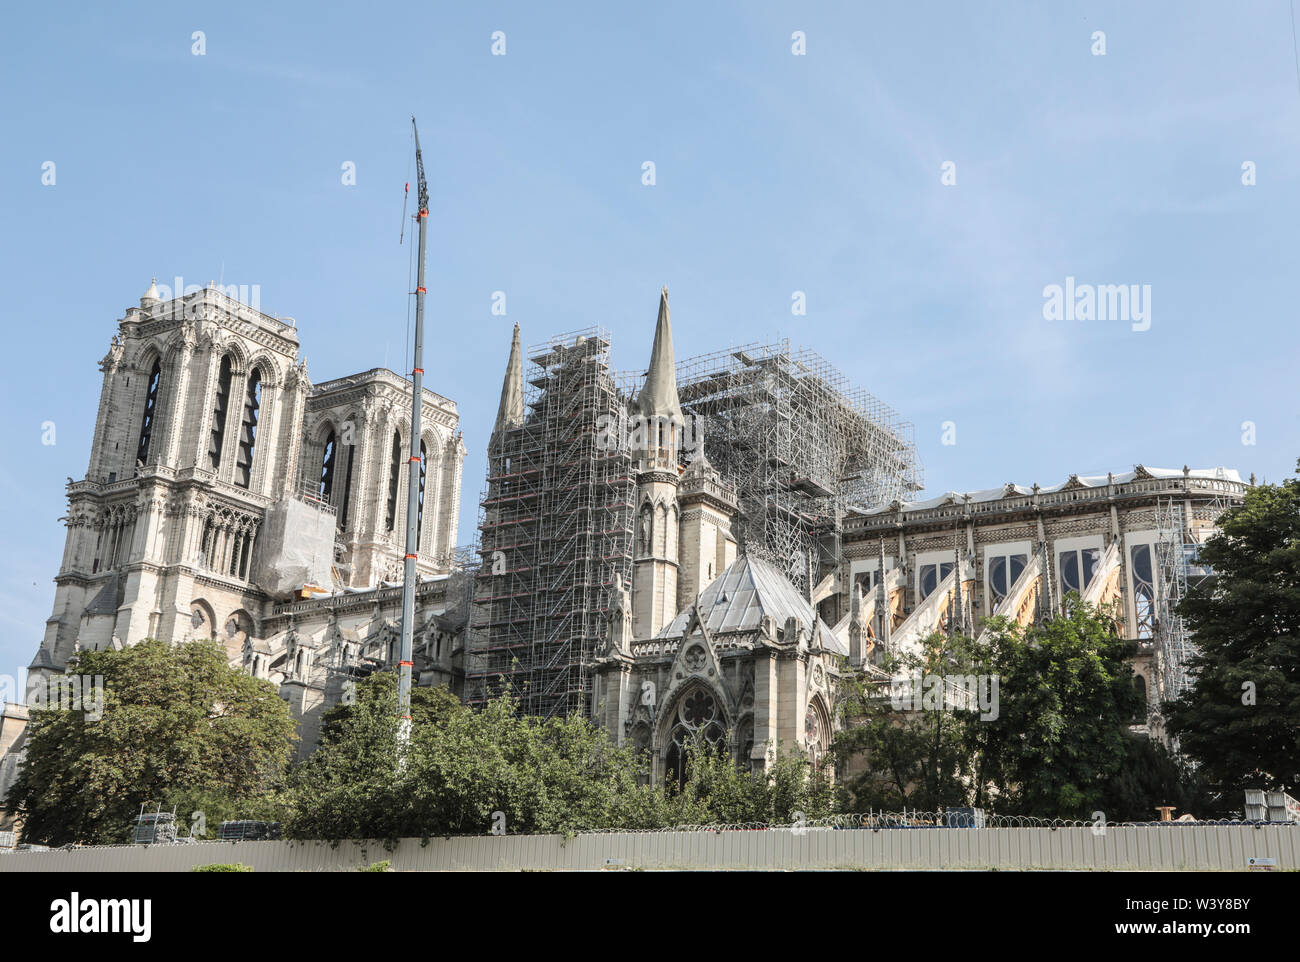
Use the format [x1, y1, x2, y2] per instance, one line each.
[1, 822, 1296, 872]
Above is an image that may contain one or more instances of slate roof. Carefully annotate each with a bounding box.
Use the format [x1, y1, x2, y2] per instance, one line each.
[657, 554, 847, 656]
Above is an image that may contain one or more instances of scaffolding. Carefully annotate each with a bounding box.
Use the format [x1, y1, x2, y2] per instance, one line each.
[671, 339, 921, 594]
[1152, 492, 1230, 703]
[467, 329, 919, 719]
[466, 328, 636, 719]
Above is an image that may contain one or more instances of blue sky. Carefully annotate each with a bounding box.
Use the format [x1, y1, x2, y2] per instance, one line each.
[2, 1, 1298, 680]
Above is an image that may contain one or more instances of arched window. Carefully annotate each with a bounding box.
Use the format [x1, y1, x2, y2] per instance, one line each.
[136, 358, 162, 466]
[805, 697, 829, 762]
[338, 440, 355, 531]
[385, 431, 402, 531]
[209, 356, 233, 470]
[417, 440, 428, 546]
[234, 368, 262, 489]
[664, 687, 728, 788]
[1130, 544, 1156, 639]
[319, 431, 337, 503]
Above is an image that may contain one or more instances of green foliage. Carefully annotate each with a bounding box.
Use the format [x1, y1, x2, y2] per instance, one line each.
[669, 738, 833, 824]
[1166, 468, 1300, 810]
[1100, 733, 1207, 822]
[832, 631, 982, 811]
[285, 674, 829, 840]
[833, 601, 1177, 820]
[286, 674, 669, 839]
[974, 599, 1143, 818]
[193, 863, 254, 872]
[167, 786, 294, 838]
[6, 639, 297, 846]
[359, 859, 391, 872]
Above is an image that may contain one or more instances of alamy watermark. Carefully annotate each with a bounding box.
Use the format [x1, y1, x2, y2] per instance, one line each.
[1, 671, 105, 721]
[1042, 276, 1150, 332]
[146, 275, 262, 313]
[595, 412, 704, 458]
[889, 673, 1000, 721]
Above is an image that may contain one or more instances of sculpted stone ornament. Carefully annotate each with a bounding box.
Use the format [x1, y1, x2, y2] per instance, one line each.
[604, 570, 633, 655]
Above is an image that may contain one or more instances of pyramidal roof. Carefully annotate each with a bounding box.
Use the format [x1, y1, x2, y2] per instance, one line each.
[636, 287, 682, 420]
[657, 554, 846, 655]
[494, 323, 524, 431]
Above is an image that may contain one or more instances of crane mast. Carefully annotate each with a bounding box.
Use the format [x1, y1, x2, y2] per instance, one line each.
[398, 116, 430, 750]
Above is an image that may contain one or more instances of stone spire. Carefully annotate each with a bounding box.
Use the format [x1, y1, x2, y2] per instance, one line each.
[494, 323, 524, 432]
[636, 287, 682, 421]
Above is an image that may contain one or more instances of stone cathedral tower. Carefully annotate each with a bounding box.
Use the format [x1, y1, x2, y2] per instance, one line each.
[631, 288, 685, 640]
[593, 288, 845, 782]
[30, 280, 465, 689]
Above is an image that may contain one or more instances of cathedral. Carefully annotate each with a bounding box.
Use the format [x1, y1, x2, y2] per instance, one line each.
[16, 281, 469, 766]
[0, 277, 1251, 811]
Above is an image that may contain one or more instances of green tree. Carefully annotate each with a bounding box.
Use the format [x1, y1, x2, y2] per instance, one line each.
[7, 639, 296, 845]
[1100, 733, 1206, 822]
[1166, 469, 1300, 810]
[670, 738, 833, 824]
[287, 674, 833, 840]
[286, 675, 671, 840]
[831, 632, 980, 812]
[978, 600, 1143, 818]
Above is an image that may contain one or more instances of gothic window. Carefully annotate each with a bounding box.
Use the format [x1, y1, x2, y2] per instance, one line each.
[664, 687, 728, 788]
[319, 431, 337, 503]
[385, 431, 402, 531]
[1130, 543, 1156, 639]
[234, 367, 262, 489]
[416, 440, 428, 547]
[805, 699, 828, 761]
[1059, 546, 1101, 597]
[209, 355, 233, 470]
[853, 561, 896, 598]
[136, 358, 162, 466]
[918, 562, 954, 601]
[987, 552, 1028, 609]
[338, 442, 355, 531]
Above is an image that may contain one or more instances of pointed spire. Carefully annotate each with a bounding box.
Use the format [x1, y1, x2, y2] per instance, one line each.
[494, 323, 524, 432]
[636, 286, 682, 421]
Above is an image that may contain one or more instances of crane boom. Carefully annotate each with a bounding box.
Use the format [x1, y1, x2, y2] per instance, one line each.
[397, 115, 430, 751]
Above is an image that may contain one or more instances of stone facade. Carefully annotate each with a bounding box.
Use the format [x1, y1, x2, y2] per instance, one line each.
[837, 466, 1248, 721]
[580, 291, 845, 779]
[20, 280, 467, 756]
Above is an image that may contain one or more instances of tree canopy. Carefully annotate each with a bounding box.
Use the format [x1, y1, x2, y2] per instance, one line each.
[1166, 467, 1300, 810]
[7, 639, 296, 845]
[286, 673, 831, 841]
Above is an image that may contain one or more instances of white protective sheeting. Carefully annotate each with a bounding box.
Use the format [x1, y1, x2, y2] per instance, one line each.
[251, 497, 337, 598]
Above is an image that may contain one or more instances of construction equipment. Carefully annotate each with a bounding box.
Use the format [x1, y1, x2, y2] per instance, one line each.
[132, 802, 178, 845]
[397, 116, 431, 748]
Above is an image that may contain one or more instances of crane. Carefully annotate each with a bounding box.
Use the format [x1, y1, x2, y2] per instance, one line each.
[397, 116, 430, 752]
